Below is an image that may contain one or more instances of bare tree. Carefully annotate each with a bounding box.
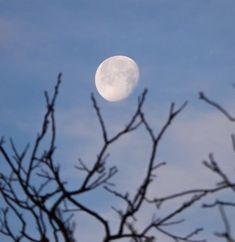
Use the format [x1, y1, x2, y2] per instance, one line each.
[0, 74, 234, 242]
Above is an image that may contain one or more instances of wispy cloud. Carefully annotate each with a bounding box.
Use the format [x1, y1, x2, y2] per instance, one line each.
[62, 103, 235, 241]
[0, 17, 18, 49]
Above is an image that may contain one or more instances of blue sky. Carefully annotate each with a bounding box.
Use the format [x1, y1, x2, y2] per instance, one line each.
[1, 1, 235, 241]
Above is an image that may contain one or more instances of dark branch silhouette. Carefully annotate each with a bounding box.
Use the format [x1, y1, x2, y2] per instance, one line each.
[0, 75, 234, 241]
[199, 91, 235, 242]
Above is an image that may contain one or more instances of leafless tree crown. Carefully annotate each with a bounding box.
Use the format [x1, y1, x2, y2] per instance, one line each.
[0, 74, 234, 242]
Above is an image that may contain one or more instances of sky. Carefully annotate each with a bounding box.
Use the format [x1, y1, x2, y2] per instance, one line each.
[0, 0, 235, 241]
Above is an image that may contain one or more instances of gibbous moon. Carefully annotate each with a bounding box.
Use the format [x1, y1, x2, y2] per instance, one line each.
[95, 55, 140, 102]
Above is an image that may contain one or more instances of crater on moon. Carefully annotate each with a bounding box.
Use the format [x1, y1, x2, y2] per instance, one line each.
[95, 55, 140, 102]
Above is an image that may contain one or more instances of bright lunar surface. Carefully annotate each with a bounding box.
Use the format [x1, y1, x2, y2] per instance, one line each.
[95, 55, 140, 102]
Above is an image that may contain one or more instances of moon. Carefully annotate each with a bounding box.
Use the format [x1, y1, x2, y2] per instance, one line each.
[95, 55, 140, 102]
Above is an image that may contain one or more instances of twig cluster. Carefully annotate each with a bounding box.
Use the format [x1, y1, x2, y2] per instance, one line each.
[199, 91, 235, 242]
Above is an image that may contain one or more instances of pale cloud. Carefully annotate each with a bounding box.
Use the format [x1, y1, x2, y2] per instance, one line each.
[53, 99, 235, 242]
[168, 106, 235, 173]
[0, 17, 19, 49]
[56, 99, 235, 195]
